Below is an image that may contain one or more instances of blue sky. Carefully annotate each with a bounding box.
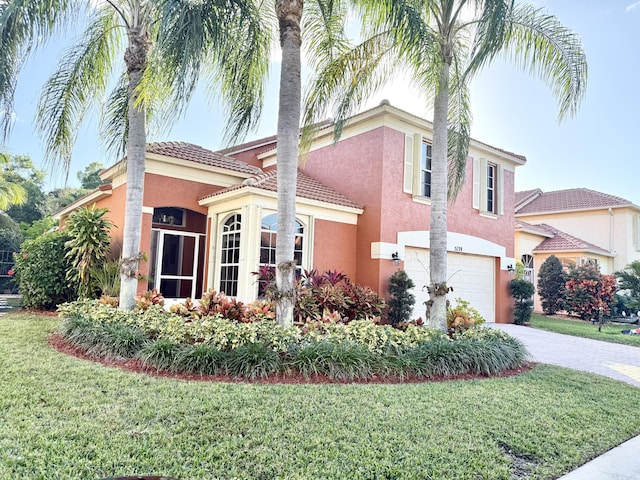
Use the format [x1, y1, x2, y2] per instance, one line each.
[3, 0, 640, 204]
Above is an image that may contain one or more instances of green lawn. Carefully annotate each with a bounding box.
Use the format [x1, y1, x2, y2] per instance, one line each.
[2, 313, 640, 479]
[530, 314, 640, 347]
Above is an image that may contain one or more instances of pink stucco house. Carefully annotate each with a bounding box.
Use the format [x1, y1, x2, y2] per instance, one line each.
[56, 102, 526, 323]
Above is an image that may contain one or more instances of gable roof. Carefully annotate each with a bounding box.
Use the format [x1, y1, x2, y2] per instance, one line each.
[200, 169, 363, 210]
[515, 189, 542, 210]
[515, 188, 634, 215]
[515, 220, 553, 238]
[530, 223, 613, 256]
[147, 141, 262, 175]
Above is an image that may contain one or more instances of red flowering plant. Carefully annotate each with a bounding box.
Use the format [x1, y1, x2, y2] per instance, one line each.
[563, 265, 617, 320]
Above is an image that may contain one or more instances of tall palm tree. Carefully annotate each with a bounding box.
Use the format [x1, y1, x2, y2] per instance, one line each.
[305, 0, 587, 330]
[0, 0, 267, 309]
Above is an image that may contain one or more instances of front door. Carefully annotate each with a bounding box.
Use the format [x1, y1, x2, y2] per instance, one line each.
[150, 229, 204, 298]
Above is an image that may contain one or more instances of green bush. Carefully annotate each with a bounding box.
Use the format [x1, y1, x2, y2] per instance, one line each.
[509, 279, 535, 325]
[13, 230, 77, 309]
[446, 298, 486, 335]
[537, 255, 565, 315]
[57, 301, 530, 380]
[387, 269, 415, 326]
[563, 265, 617, 320]
[64, 206, 113, 299]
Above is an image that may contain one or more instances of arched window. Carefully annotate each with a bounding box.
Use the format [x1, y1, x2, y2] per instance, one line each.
[521, 254, 534, 283]
[219, 214, 241, 296]
[260, 213, 304, 270]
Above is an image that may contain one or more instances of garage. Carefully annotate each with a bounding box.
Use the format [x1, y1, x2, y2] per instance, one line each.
[403, 247, 496, 322]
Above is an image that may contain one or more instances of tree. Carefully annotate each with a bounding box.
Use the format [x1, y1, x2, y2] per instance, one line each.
[77, 161, 105, 190]
[305, 0, 587, 331]
[563, 265, 616, 320]
[615, 260, 640, 310]
[509, 278, 534, 325]
[537, 255, 565, 315]
[2, 153, 45, 226]
[0, 1, 267, 309]
[387, 269, 416, 325]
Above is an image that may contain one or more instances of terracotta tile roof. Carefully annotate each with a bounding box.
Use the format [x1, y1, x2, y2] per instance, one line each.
[515, 188, 632, 215]
[515, 189, 542, 209]
[515, 220, 553, 237]
[200, 169, 363, 210]
[147, 141, 262, 175]
[531, 223, 612, 256]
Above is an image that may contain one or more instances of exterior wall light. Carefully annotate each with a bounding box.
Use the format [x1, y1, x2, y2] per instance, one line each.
[391, 252, 401, 266]
[507, 264, 515, 274]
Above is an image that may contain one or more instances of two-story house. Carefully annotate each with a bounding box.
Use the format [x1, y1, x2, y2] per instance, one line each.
[514, 188, 640, 311]
[55, 102, 526, 322]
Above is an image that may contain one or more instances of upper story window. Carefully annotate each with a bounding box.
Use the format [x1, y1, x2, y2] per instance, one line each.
[486, 163, 497, 213]
[420, 142, 432, 198]
[473, 159, 503, 216]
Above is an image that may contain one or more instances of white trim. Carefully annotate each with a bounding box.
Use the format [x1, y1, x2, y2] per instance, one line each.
[141, 206, 154, 214]
[371, 242, 400, 260]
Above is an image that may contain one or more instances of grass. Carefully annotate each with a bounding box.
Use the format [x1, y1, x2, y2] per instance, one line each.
[2, 313, 640, 479]
[530, 314, 640, 347]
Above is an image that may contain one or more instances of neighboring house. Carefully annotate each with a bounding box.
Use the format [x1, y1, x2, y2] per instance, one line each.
[55, 102, 526, 323]
[514, 188, 640, 311]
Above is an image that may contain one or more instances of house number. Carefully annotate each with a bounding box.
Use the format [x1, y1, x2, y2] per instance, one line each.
[454, 246, 463, 252]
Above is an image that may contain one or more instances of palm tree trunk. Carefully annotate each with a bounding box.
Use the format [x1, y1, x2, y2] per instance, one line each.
[274, 0, 303, 327]
[428, 60, 451, 331]
[119, 26, 149, 310]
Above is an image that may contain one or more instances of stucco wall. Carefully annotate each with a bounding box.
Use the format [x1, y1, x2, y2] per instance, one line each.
[312, 219, 358, 280]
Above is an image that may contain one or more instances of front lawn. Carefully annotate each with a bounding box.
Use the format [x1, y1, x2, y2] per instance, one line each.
[530, 314, 640, 347]
[2, 313, 640, 480]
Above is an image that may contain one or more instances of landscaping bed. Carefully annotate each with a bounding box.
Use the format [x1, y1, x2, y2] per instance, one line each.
[3, 313, 640, 479]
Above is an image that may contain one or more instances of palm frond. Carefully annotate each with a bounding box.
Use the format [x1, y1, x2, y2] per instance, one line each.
[498, 3, 587, 120]
[0, 0, 87, 139]
[35, 7, 121, 174]
[446, 51, 471, 201]
[465, 0, 514, 77]
[154, 0, 270, 144]
[100, 73, 129, 159]
[303, 0, 349, 71]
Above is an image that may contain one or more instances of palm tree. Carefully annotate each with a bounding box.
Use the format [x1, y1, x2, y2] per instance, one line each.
[0, 0, 267, 309]
[305, 0, 587, 330]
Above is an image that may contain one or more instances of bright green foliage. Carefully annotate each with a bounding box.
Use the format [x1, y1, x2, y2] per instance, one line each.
[537, 255, 566, 314]
[77, 161, 105, 189]
[387, 269, 415, 325]
[20, 216, 57, 240]
[446, 298, 486, 335]
[509, 279, 535, 325]
[90, 259, 120, 298]
[3, 314, 640, 479]
[563, 265, 617, 320]
[64, 205, 113, 299]
[12, 230, 77, 309]
[615, 260, 640, 310]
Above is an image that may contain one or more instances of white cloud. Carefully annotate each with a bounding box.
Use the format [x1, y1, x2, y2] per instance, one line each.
[626, 1, 640, 12]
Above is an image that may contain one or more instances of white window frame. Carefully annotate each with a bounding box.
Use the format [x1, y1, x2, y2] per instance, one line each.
[473, 158, 503, 216]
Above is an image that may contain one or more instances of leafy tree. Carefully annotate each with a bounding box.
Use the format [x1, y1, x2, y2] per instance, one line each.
[44, 188, 89, 216]
[20, 217, 57, 241]
[77, 161, 105, 190]
[387, 269, 416, 325]
[509, 278, 534, 325]
[563, 265, 616, 320]
[2, 153, 46, 225]
[615, 261, 640, 311]
[537, 255, 565, 315]
[0, 152, 27, 212]
[65, 206, 113, 298]
[0, 1, 267, 311]
[305, 0, 587, 331]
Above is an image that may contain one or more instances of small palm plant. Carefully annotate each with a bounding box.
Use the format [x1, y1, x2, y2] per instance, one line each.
[65, 206, 113, 299]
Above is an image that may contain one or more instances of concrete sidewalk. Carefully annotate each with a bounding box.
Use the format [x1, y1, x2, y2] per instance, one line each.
[489, 323, 640, 479]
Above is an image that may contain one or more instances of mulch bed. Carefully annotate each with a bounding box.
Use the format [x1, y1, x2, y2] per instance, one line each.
[48, 333, 534, 385]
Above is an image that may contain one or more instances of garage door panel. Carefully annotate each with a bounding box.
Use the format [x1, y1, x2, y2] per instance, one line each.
[404, 248, 495, 322]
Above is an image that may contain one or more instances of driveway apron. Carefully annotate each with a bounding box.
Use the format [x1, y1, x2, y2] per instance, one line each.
[488, 323, 640, 387]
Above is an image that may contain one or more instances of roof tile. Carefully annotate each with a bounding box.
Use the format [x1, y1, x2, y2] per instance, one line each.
[516, 188, 632, 215]
[147, 141, 262, 175]
[200, 169, 363, 210]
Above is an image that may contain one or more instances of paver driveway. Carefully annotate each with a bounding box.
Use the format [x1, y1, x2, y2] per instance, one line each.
[489, 323, 640, 387]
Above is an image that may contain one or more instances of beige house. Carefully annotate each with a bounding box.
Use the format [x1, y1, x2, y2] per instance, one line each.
[514, 188, 640, 311]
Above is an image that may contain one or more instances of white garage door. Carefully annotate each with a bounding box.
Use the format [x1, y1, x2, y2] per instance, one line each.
[403, 247, 495, 322]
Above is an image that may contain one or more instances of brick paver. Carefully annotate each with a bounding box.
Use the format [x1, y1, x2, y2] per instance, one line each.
[489, 323, 640, 387]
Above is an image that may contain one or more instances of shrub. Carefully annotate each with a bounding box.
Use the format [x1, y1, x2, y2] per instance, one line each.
[288, 341, 375, 380]
[13, 230, 77, 309]
[91, 259, 121, 298]
[615, 260, 640, 311]
[563, 265, 617, 320]
[173, 344, 226, 375]
[64, 206, 113, 299]
[446, 298, 486, 336]
[537, 255, 565, 314]
[387, 270, 415, 326]
[509, 279, 535, 325]
[226, 342, 282, 379]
